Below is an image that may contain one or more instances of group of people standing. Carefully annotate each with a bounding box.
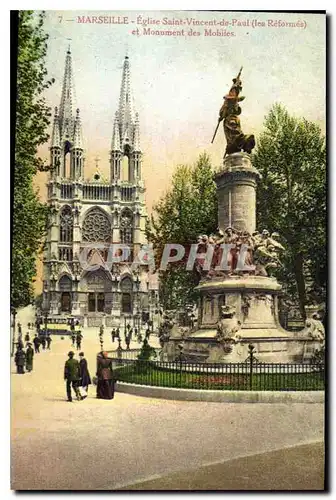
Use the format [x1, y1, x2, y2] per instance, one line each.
[70, 331, 83, 350]
[64, 350, 115, 402]
[64, 351, 91, 402]
[14, 318, 117, 402]
[14, 342, 34, 374]
[109, 324, 151, 350]
[68, 318, 83, 350]
[32, 333, 52, 353]
[14, 322, 53, 375]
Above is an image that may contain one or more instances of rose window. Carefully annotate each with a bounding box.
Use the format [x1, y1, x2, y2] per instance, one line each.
[82, 210, 111, 242]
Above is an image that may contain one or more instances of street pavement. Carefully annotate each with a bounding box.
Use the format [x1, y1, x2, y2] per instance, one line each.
[11, 324, 324, 490]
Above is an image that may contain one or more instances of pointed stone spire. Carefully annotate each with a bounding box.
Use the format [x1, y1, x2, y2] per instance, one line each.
[51, 106, 61, 148]
[73, 108, 83, 149]
[111, 112, 121, 151]
[118, 55, 135, 148]
[110, 55, 142, 183]
[59, 47, 75, 140]
[133, 112, 141, 151]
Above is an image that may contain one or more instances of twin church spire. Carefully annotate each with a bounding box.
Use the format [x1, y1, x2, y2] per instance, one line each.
[50, 50, 142, 182]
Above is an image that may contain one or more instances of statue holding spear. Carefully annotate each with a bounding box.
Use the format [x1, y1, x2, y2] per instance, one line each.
[212, 67, 255, 156]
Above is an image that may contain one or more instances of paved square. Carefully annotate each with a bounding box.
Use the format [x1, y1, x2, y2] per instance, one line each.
[11, 329, 324, 490]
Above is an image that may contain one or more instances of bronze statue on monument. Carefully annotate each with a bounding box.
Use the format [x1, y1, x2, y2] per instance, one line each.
[212, 67, 255, 156]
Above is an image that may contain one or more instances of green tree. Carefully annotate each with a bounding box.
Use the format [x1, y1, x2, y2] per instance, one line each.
[147, 153, 217, 310]
[253, 104, 326, 319]
[12, 11, 53, 309]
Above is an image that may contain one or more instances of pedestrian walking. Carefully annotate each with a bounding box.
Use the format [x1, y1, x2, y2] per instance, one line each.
[125, 334, 131, 350]
[145, 327, 150, 340]
[96, 351, 115, 400]
[18, 322, 22, 336]
[24, 332, 30, 344]
[79, 352, 91, 395]
[40, 335, 46, 350]
[116, 327, 120, 339]
[25, 343, 34, 372]
[76, 332, 83, 350]
[27, 322, 31, 330]
[71, 332, 76, 346]
[64, 351, 81, 402]
[46, 334, 52, 350]
[33, 334, 40, 353]
[111, 328, 116, 342]
[14, 345, 26, 374]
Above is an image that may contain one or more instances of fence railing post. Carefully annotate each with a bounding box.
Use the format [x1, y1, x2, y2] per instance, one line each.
[248, 343, 255, 391]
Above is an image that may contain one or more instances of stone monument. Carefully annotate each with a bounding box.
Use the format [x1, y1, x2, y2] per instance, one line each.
[162, 69, 324, 363]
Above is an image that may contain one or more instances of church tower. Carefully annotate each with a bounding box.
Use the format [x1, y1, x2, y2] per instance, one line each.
[42, 51, 158, 330]
[50, 47, 84, 180]
[110, 56, 141, 183]
[109, 56, 147, 250]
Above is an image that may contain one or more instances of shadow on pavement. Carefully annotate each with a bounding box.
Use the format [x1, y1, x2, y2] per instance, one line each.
[120, 441, 325, 491]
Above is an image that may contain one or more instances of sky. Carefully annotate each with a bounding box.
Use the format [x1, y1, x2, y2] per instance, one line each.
[36, 9, 326, 213]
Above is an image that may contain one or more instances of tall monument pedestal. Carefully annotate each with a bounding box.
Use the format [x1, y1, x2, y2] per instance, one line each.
[162, 153, 323, 363]
[216, 152, 261, 233]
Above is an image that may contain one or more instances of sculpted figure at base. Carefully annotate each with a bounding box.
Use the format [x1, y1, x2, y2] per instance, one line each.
[303, 313, 325, 343]
[216, 305, 241, 344]
[194, 227, 285, 280]
[158, 310, 176, 345]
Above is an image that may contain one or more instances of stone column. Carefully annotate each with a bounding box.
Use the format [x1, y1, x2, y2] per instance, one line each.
[215, 152, 261, 234]
[71, 281, 81, 316]
[111, 285, 121, 319]
[50, 290, 59, 315]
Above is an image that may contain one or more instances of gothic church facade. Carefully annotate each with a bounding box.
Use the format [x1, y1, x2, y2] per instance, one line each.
[42, 49, 158, 327]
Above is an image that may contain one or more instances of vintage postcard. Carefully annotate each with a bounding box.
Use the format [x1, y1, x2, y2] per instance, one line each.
[11, 9, 326, 491]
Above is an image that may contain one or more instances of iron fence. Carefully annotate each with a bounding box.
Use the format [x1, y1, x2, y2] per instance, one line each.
[111, 357, 324, 392]
[108, 348, 160, 360]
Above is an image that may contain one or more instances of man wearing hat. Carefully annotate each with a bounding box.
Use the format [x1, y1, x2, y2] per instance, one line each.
[25, 343, 34, 372]
[64, 351, 81, 402]
[33, 334, 41, 353]
[14, 344, 26, 374]
[79, 352, 91, 395]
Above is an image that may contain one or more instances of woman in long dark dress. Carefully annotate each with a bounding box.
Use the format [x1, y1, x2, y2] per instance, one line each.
[25, 343, 34, 372]
[79, 352, 91, 394]
[96, 351, 114, 400]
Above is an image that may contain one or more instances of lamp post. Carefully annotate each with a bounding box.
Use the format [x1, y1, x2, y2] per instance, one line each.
[44, 312, 48, 335]
[149, 290, 155, 332]
[138, 310, 141, 334]
[11, 306, 17, 357]
[133, 275, 139, 327]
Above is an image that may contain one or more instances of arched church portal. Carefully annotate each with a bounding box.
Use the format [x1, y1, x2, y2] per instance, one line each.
[59, 275, 72, 312]
[84, 270, 112, 314]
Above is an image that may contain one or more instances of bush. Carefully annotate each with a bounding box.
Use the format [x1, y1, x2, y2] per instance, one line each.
[137, 339, 157, 362]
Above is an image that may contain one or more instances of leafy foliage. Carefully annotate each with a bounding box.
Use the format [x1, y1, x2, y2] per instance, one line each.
[253, 104, 326, 318]
[12, 11, 53, 309]
[146, 153, 218, 310]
